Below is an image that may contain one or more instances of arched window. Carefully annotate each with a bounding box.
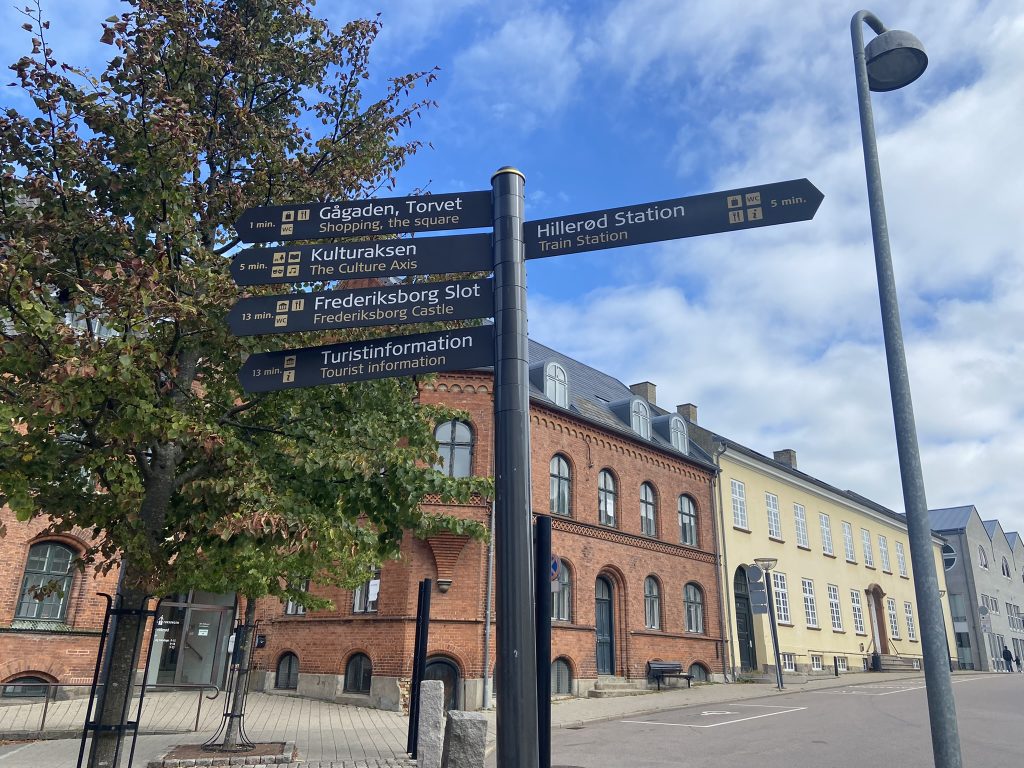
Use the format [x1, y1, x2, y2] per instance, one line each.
[344, 653, 372, 694]
[644, 576, 661, 629]
[598, 470, 616, 527]
[549, 454, 572, 517]
[1002, 557, 1012, 578]
[275, 653, 299, 690]
[670, 417, 688, 453]
[551, 658, 572, 696]
[16, 542, 75, 622]
[640, 482, 657, 536]
[942, 544, 956, 571]
[977, 546, 989, 570]
[433, 420, 473, 478]
[544, 363, 569, 408]
[1, 676, 50, 698]
[552, 561, 572, 622]
[630, 400, 651, 439]
[688, 663, 709, 682]
[678, 495, 697, 546]
[684, 583, 704, 634]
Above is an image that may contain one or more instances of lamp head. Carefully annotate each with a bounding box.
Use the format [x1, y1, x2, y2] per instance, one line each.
[865, 29, 928, 91]
[753, 557, 778, 572]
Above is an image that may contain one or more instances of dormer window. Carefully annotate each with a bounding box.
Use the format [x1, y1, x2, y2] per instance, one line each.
[544, 363, 569, 408]
[670, 417, 688, 453]
[630, 399, 651, 439]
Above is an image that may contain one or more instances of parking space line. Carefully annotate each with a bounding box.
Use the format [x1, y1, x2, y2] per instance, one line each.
[622, 705, 807, 729]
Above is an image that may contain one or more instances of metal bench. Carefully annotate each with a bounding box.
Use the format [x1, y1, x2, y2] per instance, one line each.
[645, 661, 693, 691]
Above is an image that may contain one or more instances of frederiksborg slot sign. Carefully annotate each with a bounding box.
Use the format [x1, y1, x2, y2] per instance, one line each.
[228, 279, 494, 336]
[234, 191, 492, 243]
[524, 178, 823, 259]
[230, 232, 492, 286]
[238, 325, 494, 393]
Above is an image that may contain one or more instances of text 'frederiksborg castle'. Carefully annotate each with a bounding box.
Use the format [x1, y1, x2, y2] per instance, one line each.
[4, 338, 1023, 707]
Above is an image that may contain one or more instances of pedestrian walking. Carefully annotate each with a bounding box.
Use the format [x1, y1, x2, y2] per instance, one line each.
[1015, 653, 1021, 673]
[1001, 645, 1014, 672]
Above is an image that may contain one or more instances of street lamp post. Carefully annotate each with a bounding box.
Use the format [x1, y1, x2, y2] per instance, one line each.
[753, 557, 784, 690]
[851, 11, 963, 768]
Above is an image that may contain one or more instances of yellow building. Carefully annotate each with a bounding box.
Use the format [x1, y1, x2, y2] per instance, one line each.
[686, 417, 953, 678]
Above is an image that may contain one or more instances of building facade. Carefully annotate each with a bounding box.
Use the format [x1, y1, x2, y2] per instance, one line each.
[688, 422, 953, 678]
[930, 505, 1024, 671]
[248, 339, 724, 710]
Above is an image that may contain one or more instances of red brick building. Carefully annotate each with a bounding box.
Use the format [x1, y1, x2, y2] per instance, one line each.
[248, 339, 723, 710]
[1, 340, 723, 709]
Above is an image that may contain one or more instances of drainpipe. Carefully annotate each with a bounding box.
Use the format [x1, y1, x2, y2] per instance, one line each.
[711, 442, 733, 682]
[481, 500, 496, 708]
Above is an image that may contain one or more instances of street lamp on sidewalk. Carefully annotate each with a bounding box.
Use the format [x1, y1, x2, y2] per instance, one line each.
[850, 10, 962, 768]
[753, 557, 784, 690]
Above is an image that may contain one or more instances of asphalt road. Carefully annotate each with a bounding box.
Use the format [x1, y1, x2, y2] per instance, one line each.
[549, 674, 1022, 768]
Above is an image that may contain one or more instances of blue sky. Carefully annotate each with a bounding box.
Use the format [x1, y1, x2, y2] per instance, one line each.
[4, 1, 1024, 538]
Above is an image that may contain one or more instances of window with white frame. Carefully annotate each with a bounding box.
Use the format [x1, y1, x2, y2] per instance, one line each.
[731, 479, 747, 529]
[981, 594, 1000, 614]
[850, 589, 866, 634]
[640, 482, 657, 536]
[15, 542, 75, 622]
[434, 420, 473, 477]
[942, 544, 957, 571]
[549, 454, 572, 517]
[861, 529, 875, 567]
[811, 654, 823, 671]
[670, 417, 688, 453]
[598, 470, 617, 527]
[766, 493, 781, 539]
[878, 535, 891, 572]
[781, 653, 797, 672]
[819, 513, 834, 556]
[772, 572, 791, 623]
[794, 504, 809, 547]
[802, 578, 818, 628]
[828, 584, 843, 631]
[684, 583, 705, 633]
[895, 541, 908, 577]
[886, 597, 901, 639]
[978, 546, 989, 569]
[1002, 557, 1012, 578]
[842, 521, 856, 562]
[644, 576, 661, 629]
[678, 495, 698, 546]
[552, 563, 572, 622]
[544, 362, 569, 408]
[284, 580, 310, 615]
[631, 399, 651, 439]
[353, 569, 381, 613]
[904, 601, 917, 640]
[836, 656, 849, 672]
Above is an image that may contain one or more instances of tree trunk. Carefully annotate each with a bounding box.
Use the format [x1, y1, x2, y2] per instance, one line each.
[86, 571, 149, 768]
[222, 598, 257, 749]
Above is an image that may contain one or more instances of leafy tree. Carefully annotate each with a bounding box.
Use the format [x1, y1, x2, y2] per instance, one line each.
[0, 1, 490, 763]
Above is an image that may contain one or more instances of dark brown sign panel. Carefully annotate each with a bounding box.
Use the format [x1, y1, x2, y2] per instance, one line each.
[524, 178, 823, 259]
[234, 191, 492, 243]
[230, 233, 492, 286]
[238, 325, 494, 393]
[228, 279, 494, 336]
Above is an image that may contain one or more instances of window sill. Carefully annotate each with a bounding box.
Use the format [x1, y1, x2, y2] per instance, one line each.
[822, 552, 837, 559]
[797, 545, 812, 551]
[769, 536, 785, 544]
[864, 565, 876, 570]
[733, 526, 751, 534]
[846, 559, 857, 565]
[899, 574, 910, 580]
[806, 626, 822, 631]
[882, 570, 893, 575]
[777, 621, 794, 628]
[832, 629, 846, 634]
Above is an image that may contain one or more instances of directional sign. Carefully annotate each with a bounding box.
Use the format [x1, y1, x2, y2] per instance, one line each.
[228, 279, 494, 337]
[234, 191, 492, 243]
[230, 232, 492, 286]
[238, 325, 493, 393]
[524, 178, 823, 260]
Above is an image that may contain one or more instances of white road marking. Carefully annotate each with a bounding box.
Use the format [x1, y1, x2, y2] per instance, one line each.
[0, 744, 32, 762]
[623, 704, 807, 729]
[700, 710, 735, 716]
[824, 675, 993, 696]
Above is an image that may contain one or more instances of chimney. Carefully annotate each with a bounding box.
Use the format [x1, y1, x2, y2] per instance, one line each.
[629, 381, 657, 405]
[676, 403, 698, 423]
[774, 449, 798, 469]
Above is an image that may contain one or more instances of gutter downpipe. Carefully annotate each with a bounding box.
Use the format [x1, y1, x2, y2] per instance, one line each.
[481, 499, 496, 708]
[712, 442, 733, 682]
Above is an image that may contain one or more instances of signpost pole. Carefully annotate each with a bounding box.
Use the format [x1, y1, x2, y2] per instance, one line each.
[491, 167, 539, 768]
[534, 514, 552, 768]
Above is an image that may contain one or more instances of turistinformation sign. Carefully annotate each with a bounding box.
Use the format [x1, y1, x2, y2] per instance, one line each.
[228, 279, 494, 336]
[524, 178, 823, 259]
[238, 325, 494, 393]
[230, 233, 492, 286]
[234, 191, 492, 243]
